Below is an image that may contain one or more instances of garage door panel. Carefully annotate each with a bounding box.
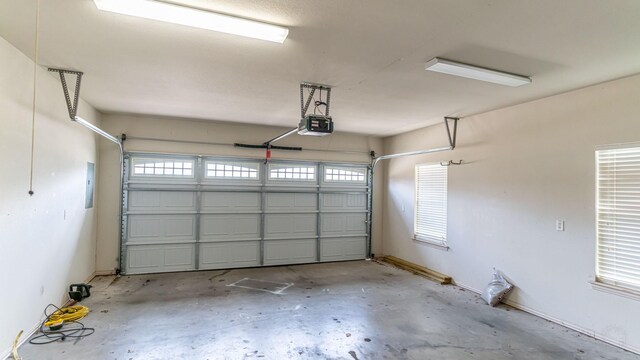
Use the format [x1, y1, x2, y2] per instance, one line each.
[128, 191, 196, 212]
[201, 192, 260, 212]
[321, 193, 344, 209]
[321, 237, 366, 262]
[123, 155, 370, 274]
[200, 214, 260, 241]
[321, 193, 367, 211]
[265, 193, 316, 212]
[128, 215, 196, 243]
[126, 244, 195, 274]
[263, 239, 317, 265]
[265, 214, 316, 239]
[199, 241, 260, 269]
[321, 213, 367, 236]
[347, 194, 367, 208]
[129, 191, 160, 208]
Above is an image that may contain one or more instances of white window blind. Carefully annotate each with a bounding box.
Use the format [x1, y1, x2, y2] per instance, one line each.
[415, 163, 447, 245]
[596, 145, 640, 292]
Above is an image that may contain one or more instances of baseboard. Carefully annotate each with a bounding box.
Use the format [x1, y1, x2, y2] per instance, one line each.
[84, 271, 97, 284]
[381, 255, 452, 284]
[453, 281, 640, 355]
[503, 299, 640, 355]
[453, 282, 482, 294]
[94, 269, 116, 276]
[1, 319, 40, 360]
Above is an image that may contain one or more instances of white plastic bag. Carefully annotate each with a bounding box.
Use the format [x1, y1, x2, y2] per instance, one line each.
[481, 269, 514, 306]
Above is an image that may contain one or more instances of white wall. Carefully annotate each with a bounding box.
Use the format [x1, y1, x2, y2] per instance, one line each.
[95, 114, 384, 272]
[0, 37, 100, 357]
[382, 74, 640, 353]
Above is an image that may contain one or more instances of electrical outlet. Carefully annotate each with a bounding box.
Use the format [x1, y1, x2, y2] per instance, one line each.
[556, 220, 565, 231]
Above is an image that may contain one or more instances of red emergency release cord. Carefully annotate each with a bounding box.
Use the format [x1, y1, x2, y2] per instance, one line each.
[265, 146, 272, 163]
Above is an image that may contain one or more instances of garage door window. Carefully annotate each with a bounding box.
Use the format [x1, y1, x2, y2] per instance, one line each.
[596, 144, 640, 292]
[205, 162, 259, 179]
[414, 163, 447, 246]
[269, 164, 316, 180]
[132, 158, 194, 177]
[325, 167, 366, 183]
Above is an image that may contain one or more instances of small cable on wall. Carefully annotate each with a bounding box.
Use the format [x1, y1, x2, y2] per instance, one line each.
[28, 0, 40, 196]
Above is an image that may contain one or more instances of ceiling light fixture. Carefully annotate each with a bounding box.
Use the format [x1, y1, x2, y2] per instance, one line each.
[93, 0, 289, 43]
[425, 58, 531, 87]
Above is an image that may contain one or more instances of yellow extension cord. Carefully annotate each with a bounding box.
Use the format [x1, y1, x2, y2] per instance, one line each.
[43, 305, 90, 328]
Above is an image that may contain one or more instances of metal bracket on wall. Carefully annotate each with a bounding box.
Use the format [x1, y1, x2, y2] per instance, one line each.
[48, 68, 83, 120]
[49, 66, 127, 273]
[440, 160, 463, 166]
[371, 116, 460, 171]
[444, 116, 459, 150]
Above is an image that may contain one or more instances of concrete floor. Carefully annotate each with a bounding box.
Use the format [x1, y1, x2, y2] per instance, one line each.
[20, 260, 638, 360]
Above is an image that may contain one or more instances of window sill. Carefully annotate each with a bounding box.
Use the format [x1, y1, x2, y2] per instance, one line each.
[590, 280, 640, 301]
[412, 237, 449, 251]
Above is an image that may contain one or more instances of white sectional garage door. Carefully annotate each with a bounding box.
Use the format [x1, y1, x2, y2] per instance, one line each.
[121, 154, 370, 274]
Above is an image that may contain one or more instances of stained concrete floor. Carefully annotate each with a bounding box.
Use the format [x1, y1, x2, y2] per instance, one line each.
[20, 260, 638, 360]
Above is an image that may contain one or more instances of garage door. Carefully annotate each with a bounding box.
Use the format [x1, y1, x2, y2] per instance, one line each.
[121, 153, 371, 274]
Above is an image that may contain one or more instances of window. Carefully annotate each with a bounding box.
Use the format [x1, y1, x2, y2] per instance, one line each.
[269, 164, 316, 180]
[415, 163, 447, 245]
[132, 158, 194, 177]
[325, 167, 366, 183]
[205, 162, 259, 179]
[596, 144, 640, 292]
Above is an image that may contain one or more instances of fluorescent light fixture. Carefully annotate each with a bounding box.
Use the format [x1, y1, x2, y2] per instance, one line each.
[93, 0, 289, 43]
[425, 58, 531, 87]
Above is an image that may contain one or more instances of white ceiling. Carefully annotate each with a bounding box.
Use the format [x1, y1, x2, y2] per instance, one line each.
[2, 0, 640, 136]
